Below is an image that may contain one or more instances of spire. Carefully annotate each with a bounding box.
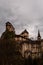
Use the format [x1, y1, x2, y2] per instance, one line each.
[37, 30, 41, 40]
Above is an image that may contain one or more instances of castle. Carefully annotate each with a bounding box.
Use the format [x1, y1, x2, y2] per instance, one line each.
[1, 22, 43, 59]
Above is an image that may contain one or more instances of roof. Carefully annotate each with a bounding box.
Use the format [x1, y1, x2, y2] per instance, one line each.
[21, 29, 29, 34]
[15, 35, 42, 44]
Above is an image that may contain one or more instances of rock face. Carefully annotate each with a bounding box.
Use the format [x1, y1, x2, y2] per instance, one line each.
[1, 22, 15, 39]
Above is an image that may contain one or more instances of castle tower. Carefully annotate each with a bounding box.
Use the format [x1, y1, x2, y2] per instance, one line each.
[6, 21, 15, 32]
[37, 30, 41, 40]
[1, 22, 15, 39]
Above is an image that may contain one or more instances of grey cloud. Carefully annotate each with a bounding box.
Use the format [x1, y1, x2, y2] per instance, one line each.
[0, 0, 43, 38]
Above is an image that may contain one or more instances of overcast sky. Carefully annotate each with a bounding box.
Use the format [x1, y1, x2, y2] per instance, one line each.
[0, 0, 43, 38]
